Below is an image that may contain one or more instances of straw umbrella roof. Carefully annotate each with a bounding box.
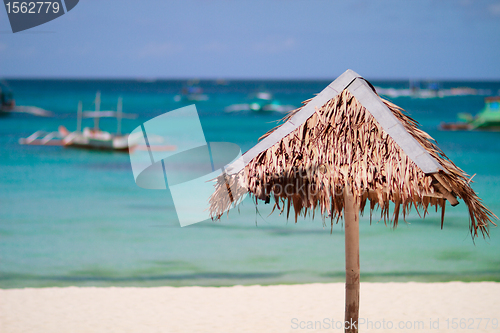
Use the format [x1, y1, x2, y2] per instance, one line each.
[210, 70, 496, 238]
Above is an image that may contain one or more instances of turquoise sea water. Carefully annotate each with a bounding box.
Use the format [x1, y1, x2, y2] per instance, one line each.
[1, 79, 499, 288]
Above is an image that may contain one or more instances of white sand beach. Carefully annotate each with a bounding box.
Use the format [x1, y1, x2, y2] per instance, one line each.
[1, 282, 499, 333]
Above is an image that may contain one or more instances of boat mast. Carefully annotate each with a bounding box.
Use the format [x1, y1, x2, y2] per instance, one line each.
[77, 101, 82, 132]
[117, 97, 122, 135]
[94, 91, 101, 130]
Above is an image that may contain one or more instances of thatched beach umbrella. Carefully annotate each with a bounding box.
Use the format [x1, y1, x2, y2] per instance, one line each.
[209, 70, 496, 333]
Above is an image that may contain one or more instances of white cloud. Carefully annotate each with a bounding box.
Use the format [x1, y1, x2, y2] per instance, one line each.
[138, 42, 184, 58]
[253, 37, 297, 54]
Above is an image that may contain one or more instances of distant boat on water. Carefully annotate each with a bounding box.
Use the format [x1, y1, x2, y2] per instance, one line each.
[225, 90, 295, 114]
[0, 82, 53, 117]
[19, 92, 176, 152]
[0, 84, 15, 116]
[174, 81, 209, 102]
[440, 97, 500, 131]
[375, 80, 487, 99]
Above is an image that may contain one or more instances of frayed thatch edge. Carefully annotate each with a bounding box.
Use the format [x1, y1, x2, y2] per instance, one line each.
[210, 90, 496, 239]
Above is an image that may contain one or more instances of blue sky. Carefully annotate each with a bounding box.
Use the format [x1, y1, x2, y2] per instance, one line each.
[1, 0, 500, 79]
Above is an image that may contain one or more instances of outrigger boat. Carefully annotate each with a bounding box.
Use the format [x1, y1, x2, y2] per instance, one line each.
[20, 92, 148, 152]
[1, 82, 53, 117]
[0, 84, 15, 116]
[174, 81, 209, 103]
[224, 90, 295, 114]
[440, 97, 500, 131]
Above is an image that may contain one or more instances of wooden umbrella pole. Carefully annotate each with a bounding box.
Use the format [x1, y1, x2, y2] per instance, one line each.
[344, 187, 360, 333]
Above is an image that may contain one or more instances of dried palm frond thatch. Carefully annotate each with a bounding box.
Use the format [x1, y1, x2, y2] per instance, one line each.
[210, 81, 496, 238]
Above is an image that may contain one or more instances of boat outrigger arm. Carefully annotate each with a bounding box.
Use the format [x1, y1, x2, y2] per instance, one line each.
[18, 130, 65, 146]
[224, 69, 459, 206]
